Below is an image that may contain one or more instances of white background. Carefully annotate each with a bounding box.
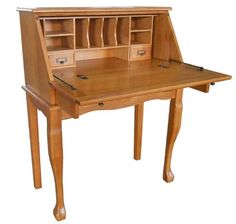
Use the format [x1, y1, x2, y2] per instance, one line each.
[0, 1, 235, 224]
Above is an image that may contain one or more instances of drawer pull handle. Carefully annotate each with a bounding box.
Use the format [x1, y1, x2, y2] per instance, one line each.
[98, 102, 104, 107]
[137, 50, 146, 56]
[56, 57, 68, 65]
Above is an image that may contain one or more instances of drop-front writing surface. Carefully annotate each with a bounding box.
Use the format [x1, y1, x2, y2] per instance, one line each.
[52, 58, 230, 105]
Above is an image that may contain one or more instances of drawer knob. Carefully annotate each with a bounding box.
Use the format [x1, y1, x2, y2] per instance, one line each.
[98, 102, 104, 107]
[56, 57, 68, 65]
[137, 50, 146, 56]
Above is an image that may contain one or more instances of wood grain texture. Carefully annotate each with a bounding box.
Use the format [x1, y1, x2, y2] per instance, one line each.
[55, 90, 79, 118]
[192, 83, 210, 93]
[18, 7, 172, 16]
[89, 18, 104, 47]
[131, 31, 152, 45]
[103, 17, 118, 46]
[152, 14, 171, 60]
[129, 44, 151, 60]
[134, 103, 144, 160]
[48, 53, 75, 68]
[76, 18, 90, 48]
[44, 18, 74, 36]
[26, 94, 42, 189]
[51, 58, 231, 105]
[152, 13, 182, 61]
[75, 47, 129, 61]
[47, 107, 66, 221]
[163, 89, 183, 183]
[23, 86, 52, 117]
[117, 17, 130, 45]
[167, 15, 183, 62]
[77, 90, 175, 116]
[18, 7, 232, 222]
[131, 16, 153, 30]
[19, 12, 55, 104]
[159, 14, 209, 95]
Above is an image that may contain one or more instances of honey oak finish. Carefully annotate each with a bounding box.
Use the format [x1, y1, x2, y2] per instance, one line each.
[26, 94, 42, 189]
[163, 88, 183, 182]
[18, 7, 231, 221]
[47, 107, 65, 221]
[24, 87, 66, 220]
[134, 103, 144, 160]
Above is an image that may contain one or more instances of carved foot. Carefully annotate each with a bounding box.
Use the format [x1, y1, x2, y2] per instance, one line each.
[163, 170, 174, 183]
[163, 89, 183, 184]
[53, 205, 66, 221]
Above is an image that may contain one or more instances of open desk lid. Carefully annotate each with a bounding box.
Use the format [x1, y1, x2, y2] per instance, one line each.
[51, 58, 231, 105]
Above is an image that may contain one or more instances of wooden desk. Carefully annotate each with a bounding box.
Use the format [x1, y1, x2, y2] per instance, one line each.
[18, 7, 231, 221]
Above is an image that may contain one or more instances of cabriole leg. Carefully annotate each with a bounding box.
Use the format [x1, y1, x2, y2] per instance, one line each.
[163, 89, 183, 183]
[47, 107, 66, 221]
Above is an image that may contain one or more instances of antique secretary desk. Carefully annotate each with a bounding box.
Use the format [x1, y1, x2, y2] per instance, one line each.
[18, 7, 231, 221]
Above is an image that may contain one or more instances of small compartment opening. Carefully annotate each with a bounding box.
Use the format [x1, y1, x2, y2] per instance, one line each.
[103, 18, 117, 47]
[76, 18, 90, 49]
[89, 18, 104, 48]
[116, 17, 130, 46]
[46, 36, 74, 52]
[131, 16, 153, 30]
[131, 31, 152, 45]
[44, 19, 74, 36]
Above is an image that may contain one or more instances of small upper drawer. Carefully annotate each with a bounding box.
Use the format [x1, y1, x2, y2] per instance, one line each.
[49, 53, 75, 67]
[129, 44, 151, 61]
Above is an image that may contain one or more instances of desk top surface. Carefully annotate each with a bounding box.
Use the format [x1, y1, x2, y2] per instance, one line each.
[17, 7, 172, 16]
[52, 58, 231, 105]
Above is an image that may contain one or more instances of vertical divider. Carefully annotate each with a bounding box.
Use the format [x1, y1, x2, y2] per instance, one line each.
[128, 16, 132, 60]
[87, 18, 90, 48]
[72, 18, 76, 49]
[101, 18, 104, 47]
[72, 18, 76, 65]
[128, 17, 131, 46]
[42, 19, 46, 37]
[150, 16, 154, 45]
[129, 16, 132, 46]
[114, 17, 118, 46]
[94, 18, 104, 47]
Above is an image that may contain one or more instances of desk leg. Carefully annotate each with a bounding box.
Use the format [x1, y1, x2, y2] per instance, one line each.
[26, 94, 42, 189]
[163, 89, 183, 183]
[47, 108, 66, 221]
[134, 103, 144, 160]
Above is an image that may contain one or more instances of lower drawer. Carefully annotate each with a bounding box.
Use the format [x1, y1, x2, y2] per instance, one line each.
[78, 90, 175, 115]
[54, 85, 175, 118]
[49, 53, 75, 68]
[129, 44, 151, 61]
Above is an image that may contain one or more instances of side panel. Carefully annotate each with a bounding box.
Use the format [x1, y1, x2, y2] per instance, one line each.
[152, 14, 209, 92]
[167, 15, 183, 61]
[19, 12, 55, 104]
[152, 13, 182, 61]
[167, 15, 210, 92]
